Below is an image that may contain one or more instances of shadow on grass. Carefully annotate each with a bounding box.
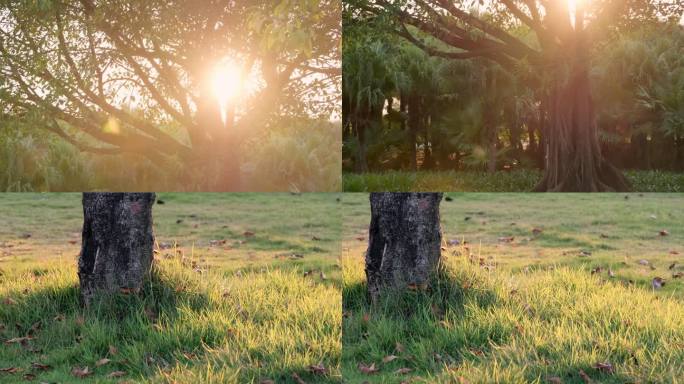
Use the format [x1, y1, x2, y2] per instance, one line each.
[343, 265, 637, 383]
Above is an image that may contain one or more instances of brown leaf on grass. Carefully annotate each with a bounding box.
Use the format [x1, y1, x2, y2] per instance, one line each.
[22, 372, 36, 380]
[307, 363, 328, 375]
[71, 366, 92, 378]
[394, 368, 412, 374]
[109, 345, 118, 356]
[30, 362, 50, 371]
[0, 367, 22, 373]
[3, 297, 17, 305]
[291, 372, 306, 384]
[498, 236, 514, 243]
[75, 315, 85, 326]
[53, 314, 65, 322]
[311, 236, 321, 241]
[532, 228, 543, 235]
[673, 272, 684, 279]
[593, 362, 614, 374]
[578, 369, 591, 383]
[106, 371, 126, 378]
[119, 287, 138, 295]
[546, 376, 562, 384]
[95, 358, 110, 367]
[27, 321, 41, 336]
[670, 250, 680, 255]
[243, 231, 255, 237]
[382, 355, 398, 363]
[652, 277, 666, 289]
[5, 336, 32, 344]
[259, 380, 275, 384]
[659, 230, 669, 236]
[358, 363, 378, 374]
[395, 342, 405, 353]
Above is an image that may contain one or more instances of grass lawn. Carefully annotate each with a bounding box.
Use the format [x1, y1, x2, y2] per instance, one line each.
[0, 193, 341, 383]
[343, 170, 684, 192]
[343, 193, 684, 383]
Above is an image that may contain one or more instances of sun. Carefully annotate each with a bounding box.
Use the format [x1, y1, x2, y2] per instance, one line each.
[212, 59, 243, 106]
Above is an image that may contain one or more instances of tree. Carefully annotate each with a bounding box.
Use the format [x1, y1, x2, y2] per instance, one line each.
[351, 0, 682, 191]
[365, 192, 442, 302]
[78, 192, 155, 305]
[0, 0, 340, 190]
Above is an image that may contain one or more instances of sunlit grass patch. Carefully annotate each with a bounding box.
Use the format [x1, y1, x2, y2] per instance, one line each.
[0, 257, 340, 383]
[342, 256, 684, 383]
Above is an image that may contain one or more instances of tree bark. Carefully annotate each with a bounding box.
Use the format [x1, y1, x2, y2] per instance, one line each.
[79, 192, 156, 305]
[365, 192, 442, 303]
[534, 67, 630, 192]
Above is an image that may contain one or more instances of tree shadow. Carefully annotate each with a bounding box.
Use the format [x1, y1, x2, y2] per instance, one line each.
[342, 265, 640, 383]
[1, 264, 338, 383]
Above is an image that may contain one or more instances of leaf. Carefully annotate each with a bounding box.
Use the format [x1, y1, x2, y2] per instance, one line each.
[532, 228, 543, 235]
[95, 358, 110, 367]
[659, 230, 669, 236]
[109, 345, 118, 356]
[394, 367, 412, 374]
[3, 297, 16, 305]
[5, 336, 32, 344]
[307, 363, 328, 375]
[71, 366, 92, 378]
[358, 363, 378, 374]
[53, 314, 65, 322]
[593, 361, 614, 374]
[382, 355, 398, 363]
[578, 369, 591, 383]
[0, 367, 21, 373]
[106, 371, 126, 378]
[546, 377, 562, 384]
[652, 277, 665, 289]
[259, 380, 275, 384]
[30, 362, 50, 371]
[23, 372, 36, 380]
[395, 342, 405, 353]
[291, 372, 306, 384]
[243, 231, 255, 237]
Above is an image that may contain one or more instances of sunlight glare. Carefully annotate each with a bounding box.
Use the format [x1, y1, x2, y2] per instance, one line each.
[212, 59, 243, 125]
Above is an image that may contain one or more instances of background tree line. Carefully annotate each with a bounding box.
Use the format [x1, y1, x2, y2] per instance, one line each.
[342, 0, 683, 191]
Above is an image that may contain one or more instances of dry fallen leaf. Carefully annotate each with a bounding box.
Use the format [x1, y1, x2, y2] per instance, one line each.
[71, 366, 92, 378]
[95, 358, 110, 367]
[382, 355, 398, 363]
[394, 367, 412, 375]
[109, 345, 119, 356]
[659, 230, 669, 236]
[291, 372, 306, 384]
[0, 367, 22, 373]
[243, 231, 255, 237]
[30, 362, 50, 371]
[395, 342, 406, 353]
[22, 372, 36, 380]
[593, 362, 614, 374]
[259, 380, 275, 384]
[5, 336, 32, 344]
[578, 369, 591, 383]
[532, 228, 543, 235]
[358, 363, 378, 374]
[546, 376, 562, 384]
[106, 371, 127, 378]
[652, 277, 666, 289]
[307, 363, 328, 375]
[3, 297, 17, 305]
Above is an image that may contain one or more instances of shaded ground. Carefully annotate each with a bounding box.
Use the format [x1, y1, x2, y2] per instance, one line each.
[342, 193, 684, 383]
[343, 170, 684, 192]
[0, 193, 341, 383]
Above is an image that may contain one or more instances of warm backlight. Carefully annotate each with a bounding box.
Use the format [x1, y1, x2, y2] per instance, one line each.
[212, 59, 243, 125]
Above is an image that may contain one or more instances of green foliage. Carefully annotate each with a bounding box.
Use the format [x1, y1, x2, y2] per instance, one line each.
[342, 170, 684, 192]
[243, 118, 341, 192]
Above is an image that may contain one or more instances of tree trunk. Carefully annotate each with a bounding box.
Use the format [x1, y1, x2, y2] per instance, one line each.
[534, 68, 630, 192]
[365, 192, 442, 303]
[79, 193, 156, 305]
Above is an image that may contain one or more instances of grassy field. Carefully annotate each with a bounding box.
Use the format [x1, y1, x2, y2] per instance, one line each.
[0, 193, 341, 383]
[343, 170, 684, 192]
[342, 193, 684, 383]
